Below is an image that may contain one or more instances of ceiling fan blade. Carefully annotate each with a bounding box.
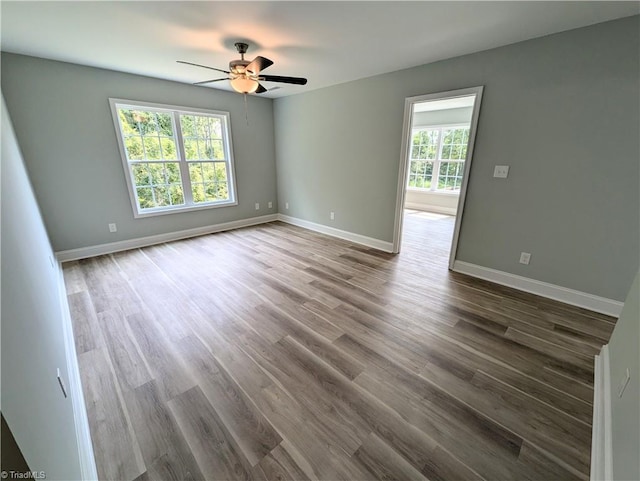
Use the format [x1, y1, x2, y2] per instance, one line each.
[260, 75, 307, 85]
[177, 60, 229, 74]
[255, 83, 268, 94]
[246, 56, 274, 75]
[193, 78, 229, 85]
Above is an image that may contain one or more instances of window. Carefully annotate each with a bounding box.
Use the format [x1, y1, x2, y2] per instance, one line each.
[109, 99, 237, 217]
[407, 125, 469, 193]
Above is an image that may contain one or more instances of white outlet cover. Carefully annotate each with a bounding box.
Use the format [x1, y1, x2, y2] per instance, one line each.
[494, 165, 510, 178]
[519, 252, 531, 265]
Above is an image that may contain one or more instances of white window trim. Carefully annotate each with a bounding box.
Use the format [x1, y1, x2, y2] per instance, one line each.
[109, 98, 239, 218]
[407, 123, 470, 194]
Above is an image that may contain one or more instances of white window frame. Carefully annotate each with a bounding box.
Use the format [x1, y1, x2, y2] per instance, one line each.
[109, 98, 238, 218]
[407, 123, 470, 195]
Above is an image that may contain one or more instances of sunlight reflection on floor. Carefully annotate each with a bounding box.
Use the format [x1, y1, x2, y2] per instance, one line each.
[404, 209, 452, 220]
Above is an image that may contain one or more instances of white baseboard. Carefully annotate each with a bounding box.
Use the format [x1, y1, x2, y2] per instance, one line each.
[56, 214, 278, 262]
[57, 266, 98, 480]
[591, 344, 613, 481]
[452, 261, 623, 317]
[404, 202, 458, 216]
[277, 214, 394, 253]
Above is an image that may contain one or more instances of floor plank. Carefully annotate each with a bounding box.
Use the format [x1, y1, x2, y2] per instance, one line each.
[65, 211, 614, 480]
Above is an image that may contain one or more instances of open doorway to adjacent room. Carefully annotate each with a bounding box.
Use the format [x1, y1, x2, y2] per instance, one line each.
[393, 87, 483, 269]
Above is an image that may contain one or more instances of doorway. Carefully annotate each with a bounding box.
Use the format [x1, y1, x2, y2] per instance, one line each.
[392, 87, 483, 269]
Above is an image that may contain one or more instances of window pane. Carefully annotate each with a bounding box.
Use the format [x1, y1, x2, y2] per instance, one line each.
[136, 187, 154, 209]
[407, 160, 433, 189]
[169, 185, 184, 205]
[199, 139, 213, 160]
[125, 136, 144, 160]
[148, 163, 166, 185]
[189, 162, 203, 183]
[204, 182, 217, 202]
[201, 162, 215, 181]
[192, 183, 205, 203]
[160, 138, 177, 160]
[139, 113, 158, 135]
[195, 116, 209, 137]
[119, 110, 139, 134]
[212, 140, 224, 160]
[210, 118, 222, 138]
[157, 113, 173, 136]
[153, 186, 170, 206]
[166, 162, 181, 184]
[143, 137, 162, 160]
[182, 138, 197, 160]
[216, 182, 229, 200]
[214, 162, 227, 182]
[131, 164, 150, 186]
[437, 161, 463, 192]
[180, 115, 195, 136]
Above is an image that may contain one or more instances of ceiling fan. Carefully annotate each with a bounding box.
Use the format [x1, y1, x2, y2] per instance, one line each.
[178, 42, 307, 94]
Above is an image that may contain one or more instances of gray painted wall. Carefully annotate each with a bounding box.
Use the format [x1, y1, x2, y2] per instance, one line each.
[1, 95, 83, 480]
[1, 53, 277, 252]
[608, 270, 639, 481]
[274, 16, 639, 301]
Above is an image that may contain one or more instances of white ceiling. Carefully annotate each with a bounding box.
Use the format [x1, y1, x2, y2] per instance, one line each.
[1, 1, 638, 98]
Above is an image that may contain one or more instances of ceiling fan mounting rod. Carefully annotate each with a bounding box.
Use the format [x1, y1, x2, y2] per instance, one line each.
[234, 42, 249, 60]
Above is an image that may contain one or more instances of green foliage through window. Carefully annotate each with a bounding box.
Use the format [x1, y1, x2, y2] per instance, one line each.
[113, 101, 235, 214]
[407, 126, 469, 192]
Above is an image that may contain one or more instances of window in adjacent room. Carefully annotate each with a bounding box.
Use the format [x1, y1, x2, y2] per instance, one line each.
[109, 99, 237, 217]
[407, 125, 469, 192]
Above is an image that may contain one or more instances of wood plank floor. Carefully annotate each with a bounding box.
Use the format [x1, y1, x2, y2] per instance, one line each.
[63, 211, 616, 481]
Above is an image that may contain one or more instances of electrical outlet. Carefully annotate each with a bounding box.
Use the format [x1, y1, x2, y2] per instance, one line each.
[330, 211, 335, 220]
[493, 165, 510, 178]
[519, 252, 531, 265]
[285, 202, 289, 210]
[255, 202, 260, 210]
[268, 201, 273, 209]
[108, 223, 117, 233]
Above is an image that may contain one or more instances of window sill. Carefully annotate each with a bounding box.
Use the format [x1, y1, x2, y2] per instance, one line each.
[133, 199, 238, 218]
[406, 188, 460, 196]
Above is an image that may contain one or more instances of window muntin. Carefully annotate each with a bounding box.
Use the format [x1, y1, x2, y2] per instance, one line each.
[110, 100, 237, 217]
[407, 125, 469, 193]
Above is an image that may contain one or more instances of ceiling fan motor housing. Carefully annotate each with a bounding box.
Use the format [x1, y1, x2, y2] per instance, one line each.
[229, 59, 250, 75]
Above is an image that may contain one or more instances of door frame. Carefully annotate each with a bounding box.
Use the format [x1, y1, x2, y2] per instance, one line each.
[392, 86, 484, 269]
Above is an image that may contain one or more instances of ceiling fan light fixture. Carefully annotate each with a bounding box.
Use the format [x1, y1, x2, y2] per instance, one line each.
[230, 75, 259, 94]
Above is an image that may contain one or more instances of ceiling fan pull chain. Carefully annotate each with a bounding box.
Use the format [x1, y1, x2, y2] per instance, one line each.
[244, 93, 250, 126]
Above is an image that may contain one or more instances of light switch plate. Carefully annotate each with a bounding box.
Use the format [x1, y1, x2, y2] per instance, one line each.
[494, 165, 510, 178]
